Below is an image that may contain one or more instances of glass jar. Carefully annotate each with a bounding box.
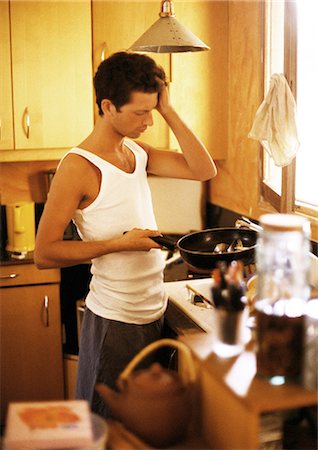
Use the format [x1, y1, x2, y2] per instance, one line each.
[255, 214, 311, 384]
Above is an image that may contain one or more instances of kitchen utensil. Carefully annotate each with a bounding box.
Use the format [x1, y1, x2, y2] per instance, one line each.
[213, 242, 229, 253]
[149, 234, 176, 250]
[95, 338, 195, 448]
[186, 284, 215, 307]
[235, 216, 263, 232]
[5, 201, 35, 257]
[227, 239, 244, 252]
[151, 228, 257, 271]
[214, 307, 247, 357]
[226, 240, 237, 253]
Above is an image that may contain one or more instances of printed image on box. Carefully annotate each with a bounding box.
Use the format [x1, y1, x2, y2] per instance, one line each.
[4, 400, 93, 449]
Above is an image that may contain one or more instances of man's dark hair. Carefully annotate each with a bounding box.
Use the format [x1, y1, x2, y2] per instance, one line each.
[94, 52, 167, 115]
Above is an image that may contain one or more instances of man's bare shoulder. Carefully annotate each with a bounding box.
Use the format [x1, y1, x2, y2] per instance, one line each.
[53, 153, 100, 193]
[58, 151, 99, 176]
[50, 153, 100, 208]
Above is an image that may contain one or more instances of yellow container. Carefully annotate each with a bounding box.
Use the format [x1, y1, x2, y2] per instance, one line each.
[6, 201, 35, 254]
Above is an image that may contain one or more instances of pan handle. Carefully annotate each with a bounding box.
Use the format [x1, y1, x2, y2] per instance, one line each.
[123, 231, 176, 251]
[150, 235, 176, 251]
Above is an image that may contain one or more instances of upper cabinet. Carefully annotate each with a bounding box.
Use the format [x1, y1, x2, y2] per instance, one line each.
[168, 2, 228, 160]
[1, 1, 228, 161]
[92, 0, 171, 149]
[0, 0, 93, 160]
[91, 1, 228, 159]
[0, 1, 14, 150]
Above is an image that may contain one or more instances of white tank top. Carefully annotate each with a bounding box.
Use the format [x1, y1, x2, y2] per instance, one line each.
[61, 139, 167, 324]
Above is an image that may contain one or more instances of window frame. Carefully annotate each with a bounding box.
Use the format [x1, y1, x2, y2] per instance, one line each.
[260, 0, 297, 214]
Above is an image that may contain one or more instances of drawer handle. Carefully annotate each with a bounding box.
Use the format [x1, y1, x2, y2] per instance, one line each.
[0, 273, 19, 280]
[44, 295, 49, 327]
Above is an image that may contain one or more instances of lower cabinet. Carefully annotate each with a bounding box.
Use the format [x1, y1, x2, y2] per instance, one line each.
[0, 264, 64, 424]
[181, 333, 318, 449]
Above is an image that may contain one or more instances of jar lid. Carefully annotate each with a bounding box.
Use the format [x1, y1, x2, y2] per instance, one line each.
[260, 214, 310, 233]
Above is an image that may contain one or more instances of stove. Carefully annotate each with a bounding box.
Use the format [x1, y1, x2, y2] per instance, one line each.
[163, 250, 209, 282]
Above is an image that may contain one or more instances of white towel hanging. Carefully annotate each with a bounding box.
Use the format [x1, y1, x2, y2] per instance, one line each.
[248, 73, 300, 167]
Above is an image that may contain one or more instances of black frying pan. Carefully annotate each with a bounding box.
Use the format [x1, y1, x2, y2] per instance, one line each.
[151, 228, 258, 271]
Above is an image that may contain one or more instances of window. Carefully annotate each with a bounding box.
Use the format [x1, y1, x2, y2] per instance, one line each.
[295, 1, 318, 211]
[262, 0, 318, 221]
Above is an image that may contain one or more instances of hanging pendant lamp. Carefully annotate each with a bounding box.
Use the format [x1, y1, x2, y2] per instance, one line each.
[129, 0, 210, 53]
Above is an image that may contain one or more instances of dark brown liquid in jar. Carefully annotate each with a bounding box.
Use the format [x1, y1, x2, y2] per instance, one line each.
[256, 301, 304, 381]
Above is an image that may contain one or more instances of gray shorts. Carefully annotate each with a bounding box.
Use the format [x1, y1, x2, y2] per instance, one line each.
[76, 307, 164, 419]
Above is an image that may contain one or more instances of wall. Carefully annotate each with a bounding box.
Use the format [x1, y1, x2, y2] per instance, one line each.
[148, 176, 205, 233]
[208, 1, 317, 243]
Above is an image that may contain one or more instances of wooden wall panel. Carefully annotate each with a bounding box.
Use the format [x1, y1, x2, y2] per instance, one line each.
[0, 161, 58, 204]
[169, 1, 228, 161]
[209, 1, 263, 217]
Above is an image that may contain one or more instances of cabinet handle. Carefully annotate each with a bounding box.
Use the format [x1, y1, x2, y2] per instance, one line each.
[101, 43, 106, 62]
[44, 295, 49, 327]
[23, 107, 30, 139]
[0, 117, 2, 140]
[0, 273, 19, 280]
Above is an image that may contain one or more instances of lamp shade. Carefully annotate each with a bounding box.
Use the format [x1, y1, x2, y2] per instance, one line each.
[129, 2, 210, 53]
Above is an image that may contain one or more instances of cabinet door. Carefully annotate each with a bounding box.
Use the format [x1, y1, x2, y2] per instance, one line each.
[0, 1, 14, 150]
[9, 0, 93, 150]
[92, 1, 170, 149]
[169, 1, 228, 160]
[0, 283, 64, 424]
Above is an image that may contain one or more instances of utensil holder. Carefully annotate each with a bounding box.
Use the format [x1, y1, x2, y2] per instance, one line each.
[214, 308, 248, 357]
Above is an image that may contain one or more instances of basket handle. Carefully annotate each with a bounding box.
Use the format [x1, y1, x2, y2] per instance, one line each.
[119, 338, 196, 384]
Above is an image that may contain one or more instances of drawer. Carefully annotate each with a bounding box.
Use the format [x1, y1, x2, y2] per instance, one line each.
[0, 264, 60, 287]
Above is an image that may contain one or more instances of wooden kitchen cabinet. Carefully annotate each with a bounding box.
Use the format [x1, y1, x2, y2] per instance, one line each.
[91, 1, 228, 159]
[91, 0, 170, 149]
[0, 264, 64, 425]
[0, 1, 14, 151]
[0, 0, 93, 161]
[168, 2, 228, 160]
[181, 333, 317, 449]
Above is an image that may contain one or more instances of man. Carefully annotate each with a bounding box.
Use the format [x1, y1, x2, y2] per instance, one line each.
[35, 51, 217, 418]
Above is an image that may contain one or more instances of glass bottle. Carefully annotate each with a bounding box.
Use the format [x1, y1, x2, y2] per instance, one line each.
[255, 214, 311, 384]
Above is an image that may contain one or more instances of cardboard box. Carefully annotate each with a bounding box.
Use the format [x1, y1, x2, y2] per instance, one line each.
[4, 400, 93, 449]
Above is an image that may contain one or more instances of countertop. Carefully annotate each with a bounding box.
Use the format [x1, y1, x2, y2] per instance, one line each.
[0, 251, 34, 266]
[106, 419, 208, 450]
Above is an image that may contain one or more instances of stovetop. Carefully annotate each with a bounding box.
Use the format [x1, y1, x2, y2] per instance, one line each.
[163, 251, 210, 282]
[162, 248, 256, 282]
[160, 233, 214, 282]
